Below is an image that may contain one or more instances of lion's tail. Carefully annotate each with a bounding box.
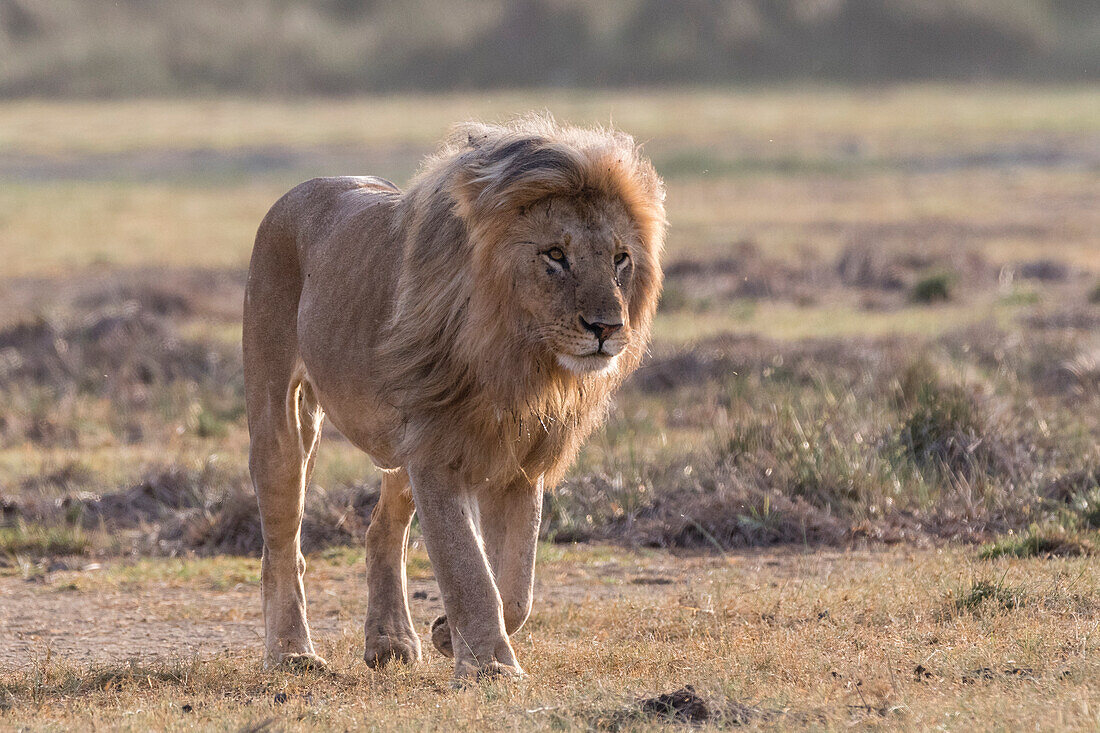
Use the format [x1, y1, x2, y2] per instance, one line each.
[242, 188, 308, 443]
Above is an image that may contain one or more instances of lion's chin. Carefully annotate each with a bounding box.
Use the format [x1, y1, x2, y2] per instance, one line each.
[556, 352, 618, 375]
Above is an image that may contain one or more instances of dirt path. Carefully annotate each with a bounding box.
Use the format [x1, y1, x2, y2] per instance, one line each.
[0, 558, 386, 668]
[0, 548, 683, 670]
[0, 580, 263, 666]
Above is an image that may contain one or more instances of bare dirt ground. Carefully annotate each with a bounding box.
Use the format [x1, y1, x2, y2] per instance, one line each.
[1, 577, 266, 666]
[0, 544, 679, 669]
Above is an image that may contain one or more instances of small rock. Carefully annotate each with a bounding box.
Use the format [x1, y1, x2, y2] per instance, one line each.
[639, 685, 709, 723]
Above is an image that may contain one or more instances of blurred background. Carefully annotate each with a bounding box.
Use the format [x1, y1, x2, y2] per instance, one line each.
[0, 0, 1098, 562]
[1, 0, 1098, 95]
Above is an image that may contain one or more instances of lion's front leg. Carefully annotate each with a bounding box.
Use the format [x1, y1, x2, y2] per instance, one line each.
[483, 477, 543, 634]
[408, 462, 522, 680]
[363, 469, 422, 667]
[431, 477, 543, 659]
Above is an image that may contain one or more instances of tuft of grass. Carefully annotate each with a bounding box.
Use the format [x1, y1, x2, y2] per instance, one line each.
[1083, 503, 1100, 530]
[909, 271, 953, 303]
[5, 658, 200, 703]
[998, 287, 1040, 306]
[897, 382, 981, 470]
[950, 577, 1026, 615]
[980, 527, 1096, 559]
[0, 523, 89, 557]
[891, 358, 994, 478]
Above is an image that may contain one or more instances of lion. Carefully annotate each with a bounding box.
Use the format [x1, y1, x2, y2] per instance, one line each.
[243, 115, 665, 680]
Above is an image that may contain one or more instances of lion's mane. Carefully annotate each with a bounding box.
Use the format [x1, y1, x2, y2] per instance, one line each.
[377, 115, 666, 487]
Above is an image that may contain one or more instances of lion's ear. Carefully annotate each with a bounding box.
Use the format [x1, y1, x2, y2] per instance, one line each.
[450, 156, 489, 224]
[450, 137, 537, 224]
[453, 137, 583, 226]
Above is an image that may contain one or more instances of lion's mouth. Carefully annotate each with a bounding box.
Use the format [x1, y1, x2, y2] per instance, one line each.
[556, 351, 617, 375]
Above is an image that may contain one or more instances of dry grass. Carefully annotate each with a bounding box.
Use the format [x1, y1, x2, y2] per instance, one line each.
[3, 87, 1098, 155]
[0, 183, 283, 276]
[1, 286, 1097, 558]
[0, 546, 1098, 730]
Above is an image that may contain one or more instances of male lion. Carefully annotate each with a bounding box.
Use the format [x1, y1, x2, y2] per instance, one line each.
[243, 116, 665, 679]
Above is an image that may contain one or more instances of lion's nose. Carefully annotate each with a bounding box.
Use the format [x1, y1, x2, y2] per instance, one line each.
[579, 316, 623, 342]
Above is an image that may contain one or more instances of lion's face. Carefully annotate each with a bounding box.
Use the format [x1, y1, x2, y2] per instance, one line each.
[510, 196, 638, 375]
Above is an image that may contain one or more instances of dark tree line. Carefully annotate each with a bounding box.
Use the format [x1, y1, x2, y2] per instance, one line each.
[0, 0, 1095, 96]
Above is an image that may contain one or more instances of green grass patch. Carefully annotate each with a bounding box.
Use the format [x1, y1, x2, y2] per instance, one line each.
[950, 577, 1027, 615]
[193, 407, 232, 439]
[316, 545, 365, 566]
[0, 523, 89, 557]
[406, 550, 435, 580]
[998, 287, 1040, 306]
[910, 271, 953, 304]
[980, 527, 1096, 559]
[100, 555, 261, 590]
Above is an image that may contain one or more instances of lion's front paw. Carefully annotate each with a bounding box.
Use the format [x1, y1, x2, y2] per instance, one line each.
[430, 614, 454, 658]
[364, 632, 422, 668]
[273, 652, 329, 672]
[453, 659, 525, 684]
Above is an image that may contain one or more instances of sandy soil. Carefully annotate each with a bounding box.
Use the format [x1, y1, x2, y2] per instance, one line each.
[0, 579, 265, 666]
[0, 548, 694, 669]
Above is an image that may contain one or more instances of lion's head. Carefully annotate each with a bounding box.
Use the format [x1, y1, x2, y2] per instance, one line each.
[490, 194, 640, 375]
[384, 115, 666, 484]
[449, 118, 664, 379]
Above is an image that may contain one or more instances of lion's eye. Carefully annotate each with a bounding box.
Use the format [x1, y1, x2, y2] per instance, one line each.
[540, 247, 569, 272]
[614, 252, 630, 268]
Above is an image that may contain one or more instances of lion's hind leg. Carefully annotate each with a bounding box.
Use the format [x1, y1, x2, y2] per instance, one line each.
[248, 363, 328, 671]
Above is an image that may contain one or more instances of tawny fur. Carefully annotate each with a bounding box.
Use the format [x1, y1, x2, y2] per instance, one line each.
[243, 115, 665, 678]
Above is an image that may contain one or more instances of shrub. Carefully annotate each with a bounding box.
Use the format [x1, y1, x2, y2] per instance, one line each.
[910, 272, 952, 303]
[893, 360, 985, 473]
